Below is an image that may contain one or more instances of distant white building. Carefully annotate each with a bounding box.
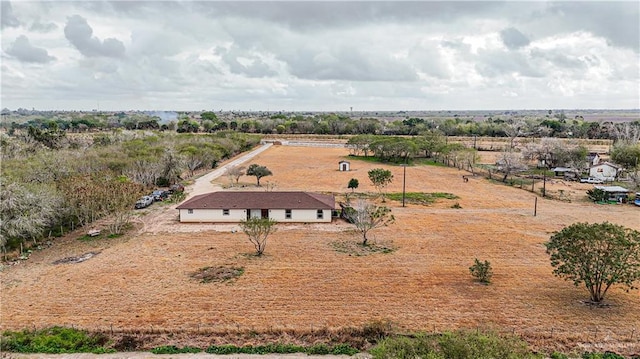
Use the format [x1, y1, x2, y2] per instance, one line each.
[589, 162, 621, 181]
[338, 160, 351, 171]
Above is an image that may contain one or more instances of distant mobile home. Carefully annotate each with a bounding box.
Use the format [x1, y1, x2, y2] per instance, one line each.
[176, 191, 335, 223]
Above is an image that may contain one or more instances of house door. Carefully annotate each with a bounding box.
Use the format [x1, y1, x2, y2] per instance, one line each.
[261, 209, 269, 218]
[342, 164, 347, 171]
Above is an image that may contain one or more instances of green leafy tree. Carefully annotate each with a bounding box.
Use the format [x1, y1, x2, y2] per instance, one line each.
[368, 168, 393, 202]
[469, 259, 493, 284]
[239, 217, 277, 256]
[545, 222, 640, 304]
[343, 200, 395, 245]
[246, 164, 272, 186]
[348, 178, 359, 192]
[586, 188, 607, 202]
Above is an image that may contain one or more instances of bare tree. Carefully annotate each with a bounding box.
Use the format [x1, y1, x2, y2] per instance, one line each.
[239, 217, 277, 256]
[504, 119, 526, 149]
[225, 165, 245, 186]
[103, 178, 145, 235]
[610, 122, 640, 145]
[496, 151, 528, 182]
[343, 199, 395, 246]
[0, 181, 62, 257]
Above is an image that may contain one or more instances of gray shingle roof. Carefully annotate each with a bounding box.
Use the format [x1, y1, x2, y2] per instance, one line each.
[176, 191, 335, 210]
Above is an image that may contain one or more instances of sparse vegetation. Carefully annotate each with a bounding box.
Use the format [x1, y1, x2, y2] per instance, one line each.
[0, 327, 112, 354]
[239, 217, 277, 256]
[190, 266, 244, 283]
[469, 258, 493, 284]
[370, 330, 538, 359]
[386, 192, 459, 205]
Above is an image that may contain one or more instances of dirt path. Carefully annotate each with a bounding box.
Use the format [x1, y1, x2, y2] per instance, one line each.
[137, 144, 273, 234]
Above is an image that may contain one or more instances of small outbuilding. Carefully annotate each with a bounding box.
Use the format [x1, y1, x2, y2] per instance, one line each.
[594, 185, 629, 203]
[176, 191, 335, 223]
[589, 162, 621, 181]
[339, 160, 351, 171]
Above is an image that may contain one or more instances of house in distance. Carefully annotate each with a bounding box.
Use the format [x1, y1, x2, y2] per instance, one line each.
[176, 191, 335, 223]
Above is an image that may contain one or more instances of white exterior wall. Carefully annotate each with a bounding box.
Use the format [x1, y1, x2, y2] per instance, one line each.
[268, 209, 332, 223]
[179, 208, 332, 223]
[590, 165, 618, 181]
[179, 208, 246, 223]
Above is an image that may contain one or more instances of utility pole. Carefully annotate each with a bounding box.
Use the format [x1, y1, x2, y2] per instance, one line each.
[401, 164, 407, 207]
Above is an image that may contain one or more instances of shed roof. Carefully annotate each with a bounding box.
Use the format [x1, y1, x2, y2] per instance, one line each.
[176, 191, 336, 210]
[594, 186, 629, 193]
[591, 162, 621, 169]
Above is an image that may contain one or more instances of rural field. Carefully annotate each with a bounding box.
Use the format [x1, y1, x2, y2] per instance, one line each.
[2, 145, 639, 354]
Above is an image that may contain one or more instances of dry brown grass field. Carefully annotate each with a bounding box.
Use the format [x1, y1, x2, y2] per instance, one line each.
[2, 145, 639, 354]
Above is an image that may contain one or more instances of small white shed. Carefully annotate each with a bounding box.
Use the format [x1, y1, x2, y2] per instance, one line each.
[339, 160, 351, 171]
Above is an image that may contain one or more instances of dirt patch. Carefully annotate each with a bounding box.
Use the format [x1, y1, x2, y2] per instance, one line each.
[52, 251, 100, 265]
[331, 239, 397, 256]
[191, 266, 245, 283]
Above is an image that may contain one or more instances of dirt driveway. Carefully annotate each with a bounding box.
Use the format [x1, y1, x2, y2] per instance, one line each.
[136, 144, 273, 234]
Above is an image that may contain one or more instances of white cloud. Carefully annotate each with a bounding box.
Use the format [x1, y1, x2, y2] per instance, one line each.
[1, 1, 638, 110]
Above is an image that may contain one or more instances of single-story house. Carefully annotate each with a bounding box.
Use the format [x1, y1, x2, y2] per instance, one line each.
[339, 160, 351, 171]
[589, 162, 621, 181]
[176, 191, 335, 223]
[594, 185, 629, 203]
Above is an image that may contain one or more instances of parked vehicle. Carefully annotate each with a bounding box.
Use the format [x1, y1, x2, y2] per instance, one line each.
[152, 190, 169, 201]
[580, 177, 604, 184]
[135, 196, 154, 209]
[635, 193, 640, 207]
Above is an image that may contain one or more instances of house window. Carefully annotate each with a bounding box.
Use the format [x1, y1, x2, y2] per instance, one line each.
[187, 209, 193, 214]
[285, 209, 292, 219]
[223, 209, 230, 216]
[317, 209, 324, 219]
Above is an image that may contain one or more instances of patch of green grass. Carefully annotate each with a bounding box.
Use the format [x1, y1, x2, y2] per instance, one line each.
[1, 327, 113, 354]
[386, 192, 459, 205]
[370, 330, 540, 359]
[412, 158, 448, 167]
[205, 343, 359, 356]
[151, 345, 202, 354]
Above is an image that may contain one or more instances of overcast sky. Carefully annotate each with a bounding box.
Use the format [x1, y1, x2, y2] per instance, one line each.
[1, 1, 639, 111]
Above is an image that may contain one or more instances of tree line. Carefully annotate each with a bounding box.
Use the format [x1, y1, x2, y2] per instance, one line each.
[0, 130, 261, 257]
[4, 110, 639, 140]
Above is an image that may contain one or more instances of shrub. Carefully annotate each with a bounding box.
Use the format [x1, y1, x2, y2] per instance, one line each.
[1, 327, 110, 354]
[469, 258, 493, 284]
[370, 330, 537, 359]
[551, 352, 569, 359]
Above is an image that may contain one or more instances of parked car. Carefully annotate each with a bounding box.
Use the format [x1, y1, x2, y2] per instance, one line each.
[135, 196, 154, 209]
[635, 193, 640, 207]
[580, 177, 604, 184]
[151, 190, 169, 201]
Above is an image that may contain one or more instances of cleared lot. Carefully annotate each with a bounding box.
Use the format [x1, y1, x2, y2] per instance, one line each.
[1, 145, 638, 353]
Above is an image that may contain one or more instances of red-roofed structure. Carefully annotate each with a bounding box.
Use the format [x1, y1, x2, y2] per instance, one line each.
[176, 191, 335, 223]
